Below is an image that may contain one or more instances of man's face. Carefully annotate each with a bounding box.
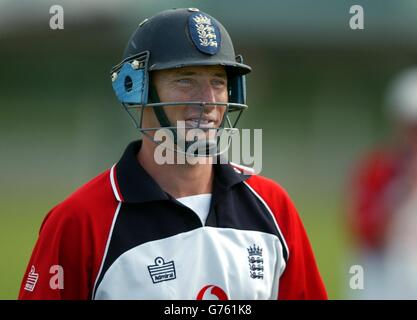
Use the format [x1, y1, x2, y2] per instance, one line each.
[143, 65, 228, 132]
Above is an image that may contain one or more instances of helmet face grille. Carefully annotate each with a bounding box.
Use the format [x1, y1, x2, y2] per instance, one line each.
[122, 102, 246, 157]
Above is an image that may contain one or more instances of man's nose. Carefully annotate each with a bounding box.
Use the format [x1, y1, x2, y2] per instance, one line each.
[199, 83, 217, 113]
[199, 83, 217, 103]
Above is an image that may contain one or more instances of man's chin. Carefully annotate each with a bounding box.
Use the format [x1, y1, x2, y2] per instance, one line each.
[177, 137, 217, 155]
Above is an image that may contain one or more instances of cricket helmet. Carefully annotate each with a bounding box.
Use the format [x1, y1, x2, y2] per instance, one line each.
[110, 8, 251, 156]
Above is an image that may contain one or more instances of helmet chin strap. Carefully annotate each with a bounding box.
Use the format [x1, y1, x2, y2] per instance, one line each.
[148, 83, 218, 157]
[148, 84, 170, 128]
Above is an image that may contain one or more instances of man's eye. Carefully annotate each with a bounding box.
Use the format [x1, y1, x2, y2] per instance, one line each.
[175, 78, 192, 85]
[212, 79, 226, 87]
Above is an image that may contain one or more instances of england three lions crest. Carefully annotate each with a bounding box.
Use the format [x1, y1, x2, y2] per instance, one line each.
[188, 13, 221, 55]
[247, 244, 264, 279]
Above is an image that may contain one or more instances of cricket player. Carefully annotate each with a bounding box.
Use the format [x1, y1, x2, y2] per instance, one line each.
[19, 8, 327, 300]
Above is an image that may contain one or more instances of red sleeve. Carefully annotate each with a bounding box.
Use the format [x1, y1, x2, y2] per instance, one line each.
[18, 170, 117, 300]
[246, 176, 327, 300]
[18, 202, 93, 299]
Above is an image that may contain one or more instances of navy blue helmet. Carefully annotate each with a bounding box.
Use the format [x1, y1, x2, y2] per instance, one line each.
[110, 8, 251, 155]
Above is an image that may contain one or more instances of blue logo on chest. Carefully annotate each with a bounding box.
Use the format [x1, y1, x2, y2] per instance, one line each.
[248, 244, 264, 279]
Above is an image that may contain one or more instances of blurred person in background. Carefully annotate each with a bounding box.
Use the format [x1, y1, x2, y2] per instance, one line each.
[348, 67, 417, 299]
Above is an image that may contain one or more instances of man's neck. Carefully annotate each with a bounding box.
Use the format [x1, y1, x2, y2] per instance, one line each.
[137, 138, 214, 198]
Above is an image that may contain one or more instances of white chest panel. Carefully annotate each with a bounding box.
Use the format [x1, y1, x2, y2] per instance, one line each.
[95, 227, 285, 299]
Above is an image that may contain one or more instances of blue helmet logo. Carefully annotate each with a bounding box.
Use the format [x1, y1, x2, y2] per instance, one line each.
[188, 13, 221, 55]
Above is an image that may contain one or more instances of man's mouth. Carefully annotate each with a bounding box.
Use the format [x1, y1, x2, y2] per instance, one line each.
[185, 117, 217, 128]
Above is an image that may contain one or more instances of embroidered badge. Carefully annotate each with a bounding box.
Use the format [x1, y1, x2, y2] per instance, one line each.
[247, 245, 264, 279]
[188, 13, 221, 55]
[147, 257, 176, 284]
[24, 265, 39, 292]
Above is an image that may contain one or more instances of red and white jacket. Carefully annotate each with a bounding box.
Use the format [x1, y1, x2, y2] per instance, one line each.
[19, 140, 327, 300]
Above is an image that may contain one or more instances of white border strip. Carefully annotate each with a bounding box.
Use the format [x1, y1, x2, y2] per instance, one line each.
[243, 181, 289, 260]
[91, 201, 122, 299]
[110, 164, 122, 202]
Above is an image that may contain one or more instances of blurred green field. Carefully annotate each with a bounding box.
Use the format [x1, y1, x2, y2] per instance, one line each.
[0, 199, 47, 299]
[298, 198, 348, 299]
